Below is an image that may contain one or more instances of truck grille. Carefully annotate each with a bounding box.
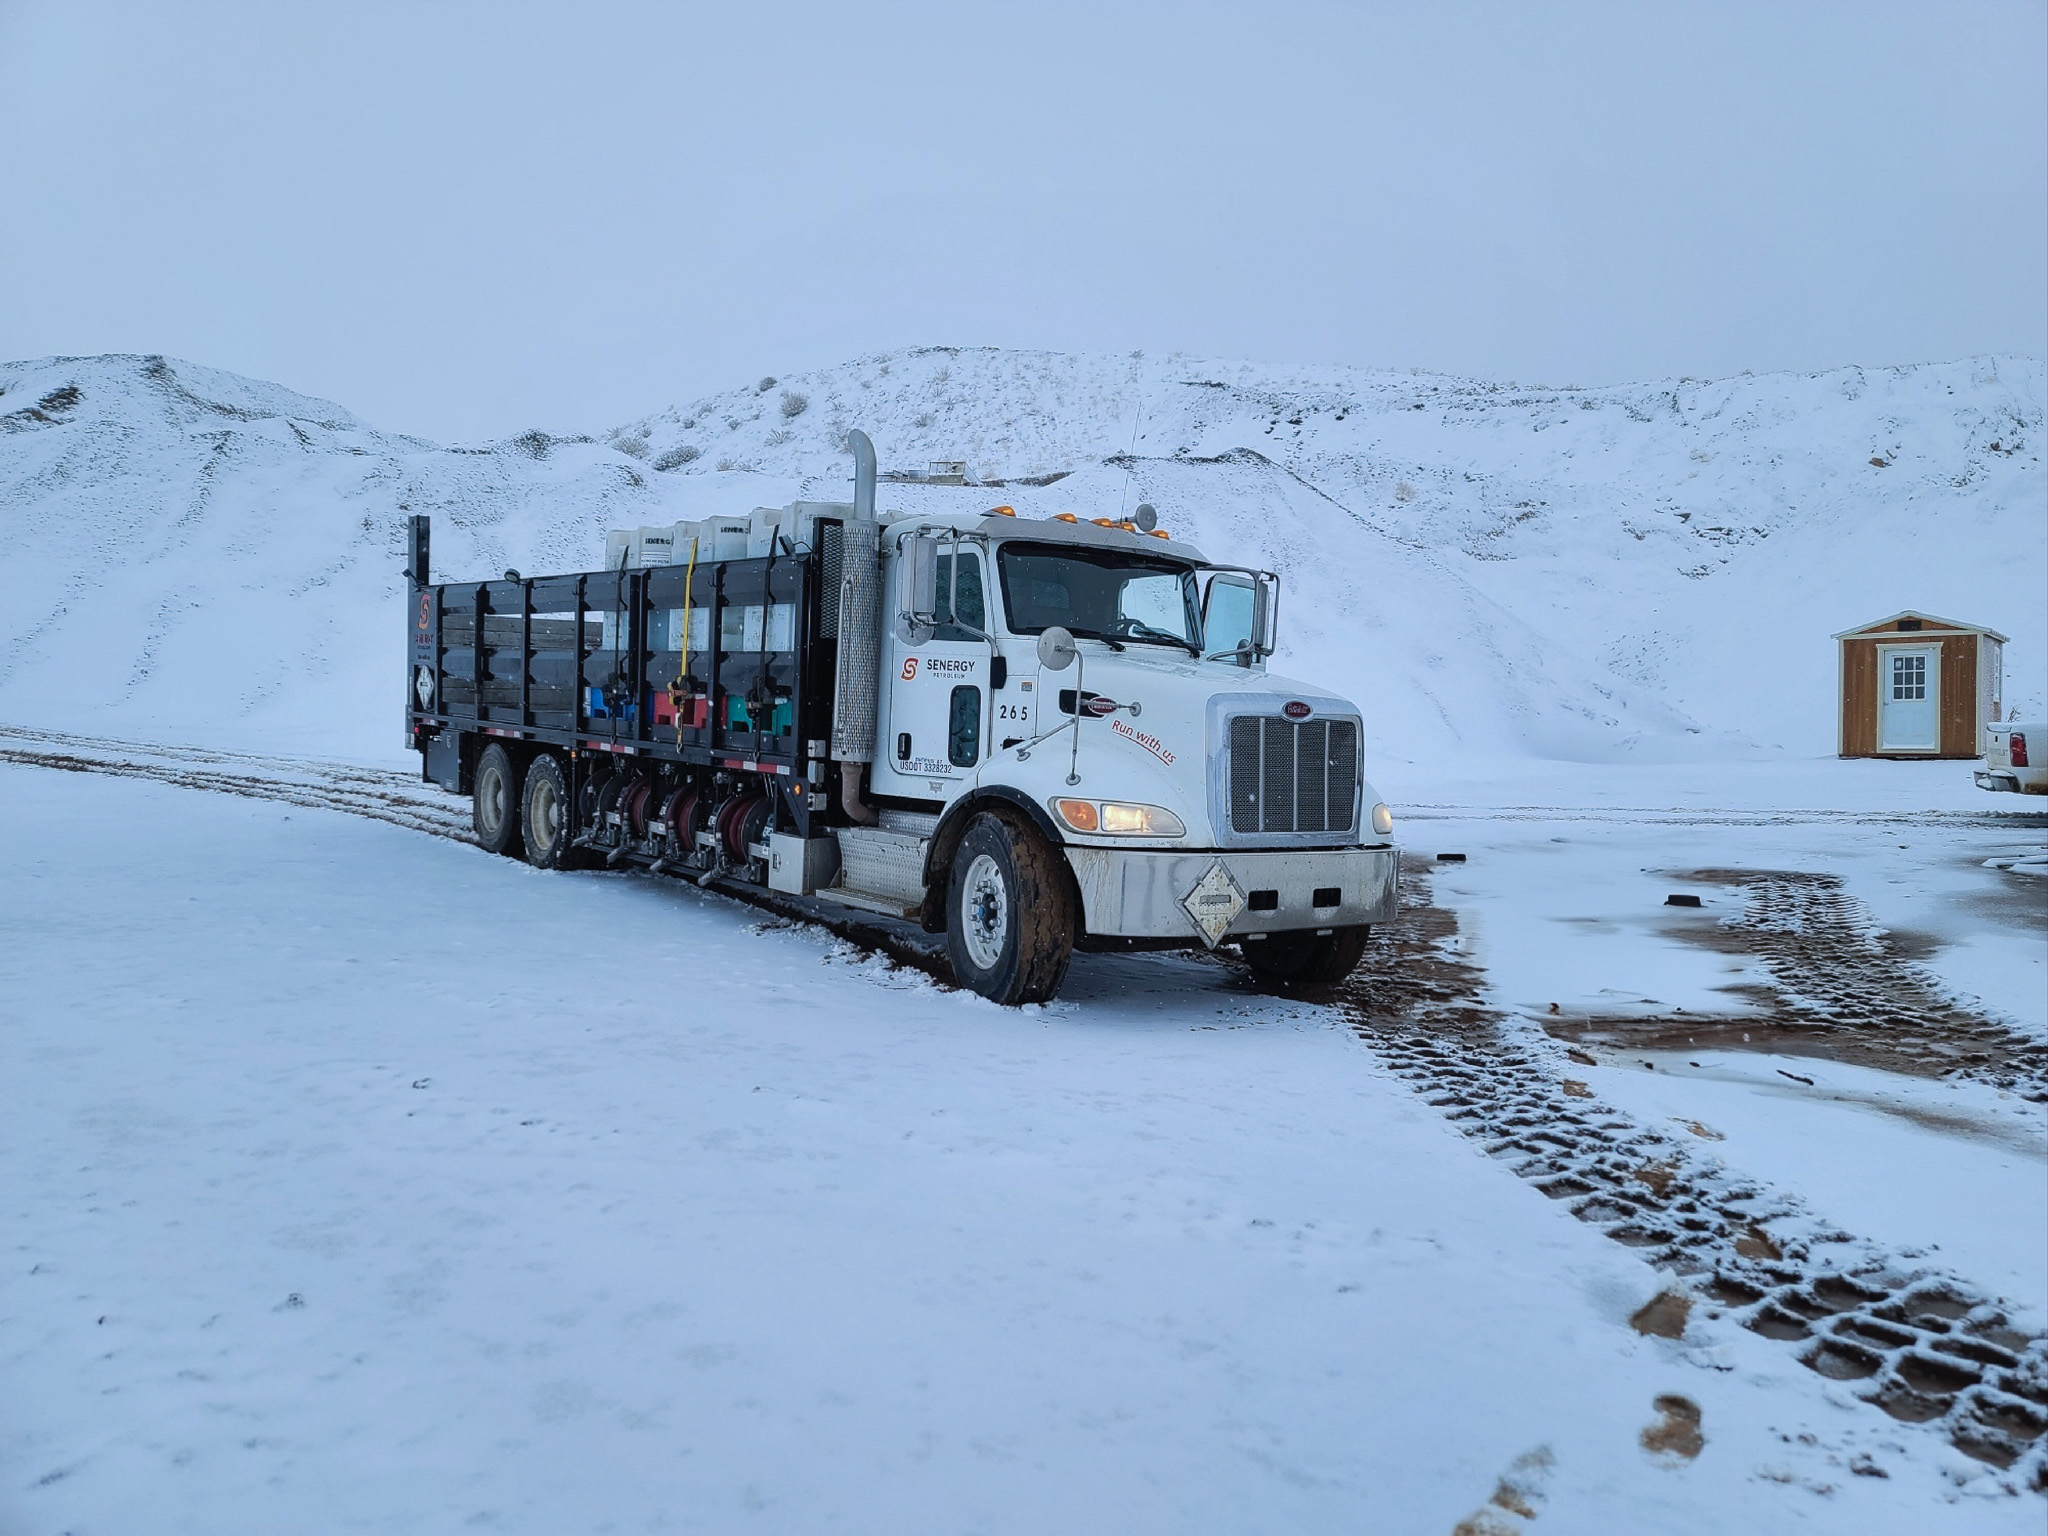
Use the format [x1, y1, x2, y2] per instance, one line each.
[1228, 716, 1358, 835]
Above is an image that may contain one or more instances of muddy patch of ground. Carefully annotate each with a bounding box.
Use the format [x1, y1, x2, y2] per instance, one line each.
[1543, 868, 2048, 1100]
[1641, 1394, 1705, 1460]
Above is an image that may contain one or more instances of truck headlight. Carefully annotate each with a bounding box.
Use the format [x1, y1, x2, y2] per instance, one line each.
[1054, 799, 1186, 837]
[1370, 802, 1394, 836]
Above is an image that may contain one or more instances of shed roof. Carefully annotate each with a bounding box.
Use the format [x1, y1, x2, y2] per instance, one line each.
[1831, 609, 2010, 643]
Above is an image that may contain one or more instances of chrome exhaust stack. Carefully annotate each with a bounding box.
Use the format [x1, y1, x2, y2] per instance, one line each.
[831, 429, 882, 823]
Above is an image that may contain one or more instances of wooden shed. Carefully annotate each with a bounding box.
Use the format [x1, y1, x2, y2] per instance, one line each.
[1834, 610, 2007, 759]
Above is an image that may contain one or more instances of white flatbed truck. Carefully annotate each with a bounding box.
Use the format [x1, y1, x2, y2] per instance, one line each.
[406, 432, 1398, 1002]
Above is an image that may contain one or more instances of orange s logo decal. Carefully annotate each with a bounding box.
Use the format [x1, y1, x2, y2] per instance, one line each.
[902, 658, 919, 680]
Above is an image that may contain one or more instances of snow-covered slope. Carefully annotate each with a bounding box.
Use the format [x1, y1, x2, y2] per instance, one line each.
[2, 349, 2040, 767]
[0, 355, 711, 756]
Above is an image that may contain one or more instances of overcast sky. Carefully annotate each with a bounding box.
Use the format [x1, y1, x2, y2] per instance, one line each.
[4, 1, 2042, 442]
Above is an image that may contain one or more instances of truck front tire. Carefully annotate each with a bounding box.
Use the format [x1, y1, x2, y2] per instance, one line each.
[521, 753, 580, 870]
[472, 743, 523, 858]
[1240, 925, 1371, 986]
[945, 811, 1076, 1005]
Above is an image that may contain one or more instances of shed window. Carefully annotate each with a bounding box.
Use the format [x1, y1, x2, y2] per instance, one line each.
[1891, 654, 1926, 701]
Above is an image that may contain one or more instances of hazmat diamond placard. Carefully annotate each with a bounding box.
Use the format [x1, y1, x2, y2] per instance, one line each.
[1181, 860, 1246, 948]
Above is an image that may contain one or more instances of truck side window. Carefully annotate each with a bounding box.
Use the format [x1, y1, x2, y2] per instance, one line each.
[934, 553, 985, 640]
[948, 685, 981, 766]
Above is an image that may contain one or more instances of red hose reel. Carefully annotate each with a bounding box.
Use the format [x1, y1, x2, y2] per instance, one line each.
[714, 793, 770, 861]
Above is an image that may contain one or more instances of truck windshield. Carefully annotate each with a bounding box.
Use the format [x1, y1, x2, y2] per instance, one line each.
[996, 541, 1202, 651]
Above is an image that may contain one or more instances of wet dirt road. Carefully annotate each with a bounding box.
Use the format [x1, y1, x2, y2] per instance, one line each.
[1552, 866, 2048, 1098]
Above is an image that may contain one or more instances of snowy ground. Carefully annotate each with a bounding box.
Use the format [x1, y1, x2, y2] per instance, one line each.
[4, 759, 2044, 1533]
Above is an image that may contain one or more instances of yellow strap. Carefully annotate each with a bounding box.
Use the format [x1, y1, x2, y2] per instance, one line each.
[672, 537, 699, 749]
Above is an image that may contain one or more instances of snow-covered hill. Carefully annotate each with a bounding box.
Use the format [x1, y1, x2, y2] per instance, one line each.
[0, 355, 687, 755]
[614, 348, 2047, 760]
[1, 349, 2040, 768]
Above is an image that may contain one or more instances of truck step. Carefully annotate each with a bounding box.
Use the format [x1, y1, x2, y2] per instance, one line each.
[815, 886, 920, 919]
[834, 825, 928, 905]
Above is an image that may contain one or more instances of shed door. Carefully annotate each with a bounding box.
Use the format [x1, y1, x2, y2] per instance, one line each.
[1878, 645, 1939, 751]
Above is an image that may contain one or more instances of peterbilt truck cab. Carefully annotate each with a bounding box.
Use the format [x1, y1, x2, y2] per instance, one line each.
[841, 500, 1400, 1002]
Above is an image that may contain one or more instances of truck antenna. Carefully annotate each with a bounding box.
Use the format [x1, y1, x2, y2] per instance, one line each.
[1117, 357, 1145, 521]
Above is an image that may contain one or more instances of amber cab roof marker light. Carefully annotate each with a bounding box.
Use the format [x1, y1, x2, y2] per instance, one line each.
[988, 505, 1017, 517]
[1053, 513, 1080, 524]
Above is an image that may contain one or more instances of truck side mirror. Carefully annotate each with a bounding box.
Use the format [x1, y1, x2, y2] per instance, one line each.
[1251, 578, 1275, 655]
[899, 537, 939, 625]
[1203, 575, 1256, 663]
[1037, 626, 1077, 671]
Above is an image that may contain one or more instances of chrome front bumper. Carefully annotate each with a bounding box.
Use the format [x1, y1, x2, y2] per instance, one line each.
[1065, 844, 1399, 944]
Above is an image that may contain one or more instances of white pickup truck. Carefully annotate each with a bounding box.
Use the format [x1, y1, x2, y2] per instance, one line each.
[1977, 720, 2047, 795]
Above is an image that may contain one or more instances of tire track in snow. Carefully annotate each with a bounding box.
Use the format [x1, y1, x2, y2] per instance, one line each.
[1337, 857, 2048, 1488]
[0, 725, 472, 841]
[0, 722, 955, 981]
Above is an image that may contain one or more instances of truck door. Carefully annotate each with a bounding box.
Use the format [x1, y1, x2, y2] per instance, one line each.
[876, 546, 991, 798]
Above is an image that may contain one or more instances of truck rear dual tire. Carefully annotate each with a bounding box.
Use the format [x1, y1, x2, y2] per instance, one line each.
[1240, 925, 1371, 986]
[520, 753, 582, 870]
[472, 743, 523, 858]
[945, 811, 1076, 1006]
